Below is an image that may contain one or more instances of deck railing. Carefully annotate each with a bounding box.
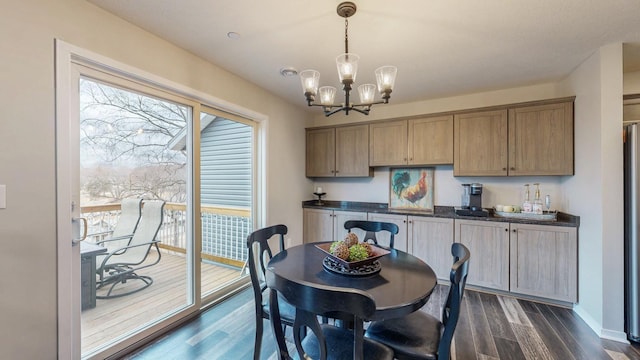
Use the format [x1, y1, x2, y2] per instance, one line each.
[81, 202, 251, 268]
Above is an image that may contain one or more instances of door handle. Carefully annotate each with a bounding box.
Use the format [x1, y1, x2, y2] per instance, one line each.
[72, 217, 88, 244]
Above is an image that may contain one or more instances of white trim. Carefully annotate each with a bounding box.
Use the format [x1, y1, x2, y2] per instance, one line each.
[55, 39, 79, 360]
[601, 329, 630, 344]
[573, 304, 630, 344]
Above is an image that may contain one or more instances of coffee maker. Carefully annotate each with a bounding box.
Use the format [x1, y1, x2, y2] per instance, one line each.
[455, 183, 489, 217]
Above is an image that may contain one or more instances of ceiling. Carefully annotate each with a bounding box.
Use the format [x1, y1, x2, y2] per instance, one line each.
[88, 0, 640, 113]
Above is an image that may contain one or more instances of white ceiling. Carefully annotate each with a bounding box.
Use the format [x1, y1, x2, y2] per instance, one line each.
[88, 0, 640, 113]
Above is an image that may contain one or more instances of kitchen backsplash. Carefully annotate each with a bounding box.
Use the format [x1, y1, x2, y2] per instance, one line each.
[311, 166, 566, 211]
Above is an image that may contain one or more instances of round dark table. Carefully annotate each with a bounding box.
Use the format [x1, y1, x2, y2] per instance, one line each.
[266, 242, 437, 320]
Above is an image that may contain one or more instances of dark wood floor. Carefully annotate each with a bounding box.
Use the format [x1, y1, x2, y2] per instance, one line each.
[124, 285, 640, 360]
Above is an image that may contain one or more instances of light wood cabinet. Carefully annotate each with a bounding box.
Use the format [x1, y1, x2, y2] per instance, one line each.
[369, 120, 408, 166]
[454, 219, 510, 291]
[302, 208, 367, 243]
[454, 110, 509, 176]
[408, 116, 454, 165]
[454, 99, 574, 176]
[306, 125, 371, 177]
[509, 223, 577, 302]
[366, 213, 409, 252]
[370, 115, 454, 166]
[408, 217, 454, 280]
[508, 102, 573, 175]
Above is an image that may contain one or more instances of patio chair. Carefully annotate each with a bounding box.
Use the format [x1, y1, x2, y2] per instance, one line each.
[95, 198, 143, 254]
[96, 200, 165, 298]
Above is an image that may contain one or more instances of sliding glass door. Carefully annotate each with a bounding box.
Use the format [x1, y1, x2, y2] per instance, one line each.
[66, 63, 255, 359]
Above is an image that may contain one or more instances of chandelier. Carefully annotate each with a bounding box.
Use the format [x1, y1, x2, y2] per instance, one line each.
[299, 2, 397, 117]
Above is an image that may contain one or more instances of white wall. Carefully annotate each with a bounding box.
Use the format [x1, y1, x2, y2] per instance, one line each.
[559, 43, 625, 339]
[0, 0, 309, 358]
[313, 166, 566, 212]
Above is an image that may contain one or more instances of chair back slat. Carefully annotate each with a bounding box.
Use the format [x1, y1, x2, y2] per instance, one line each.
[439, 242, 470, 360]
[344, 220, 399, 249]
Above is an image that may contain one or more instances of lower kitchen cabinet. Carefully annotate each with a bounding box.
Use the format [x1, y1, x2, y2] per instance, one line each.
[454, 219, 510, 291]
[409, 217, 454, 280]
[366, 213, 409, 252]
[303, 208, 367, 244]
[510, 223, 577, 302]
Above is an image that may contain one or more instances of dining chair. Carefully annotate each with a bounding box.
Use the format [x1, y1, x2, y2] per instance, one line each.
[268, 275, 394, 360]
[344, 220, 399, 249]
[364, 243, 470, 360]
[246, 224, 297, 360]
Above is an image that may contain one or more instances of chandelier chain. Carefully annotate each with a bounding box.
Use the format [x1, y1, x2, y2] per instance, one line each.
[344, 18, 349, 54]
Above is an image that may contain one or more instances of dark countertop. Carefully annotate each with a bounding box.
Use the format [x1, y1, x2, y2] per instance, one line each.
[302, 200, 579, 228]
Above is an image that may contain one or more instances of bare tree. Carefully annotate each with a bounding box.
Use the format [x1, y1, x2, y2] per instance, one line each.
[80, 79, 187, 204]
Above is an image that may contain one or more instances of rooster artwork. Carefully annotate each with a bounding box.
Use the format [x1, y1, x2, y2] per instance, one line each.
[390, 168, 434, 211]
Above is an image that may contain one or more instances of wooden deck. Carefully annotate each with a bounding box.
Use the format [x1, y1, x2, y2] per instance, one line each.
[81, 250, 243, 354]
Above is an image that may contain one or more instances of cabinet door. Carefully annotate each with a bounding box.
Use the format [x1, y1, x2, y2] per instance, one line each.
[306, 128, 335, 177]
[408, 115, 454, 165]
[369, 120, 408, 166]
[303, 208, 334, 243]
[366, 213, 408, 252]
[409, 217, 454, 280]
[508, 101, 574, 175]
[510, 224, 577, 302]
[333, 210, 368, 243]
[335, 125, 371, 177]
[455, 219, 509, 290]
[454, 110, 508, 176]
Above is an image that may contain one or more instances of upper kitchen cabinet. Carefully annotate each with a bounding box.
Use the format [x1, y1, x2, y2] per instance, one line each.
[370, 115, 454, 166]
[454, 98, 574, 176]
[508, 101, 574, 175]
[454, 109, 509, 176]
[369, 119, 407, 166]
[306, 124, 372, 177]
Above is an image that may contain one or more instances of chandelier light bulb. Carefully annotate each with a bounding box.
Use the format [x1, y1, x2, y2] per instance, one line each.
[319, 86, 337, 106]
[375, 66, 397, 93]
[300, 70, 320, 96]
[336, 53, 359, 82]
[358, 84, 376, 104]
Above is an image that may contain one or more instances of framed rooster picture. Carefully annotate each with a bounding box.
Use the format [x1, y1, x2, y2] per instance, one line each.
[389, 168, 434, 212]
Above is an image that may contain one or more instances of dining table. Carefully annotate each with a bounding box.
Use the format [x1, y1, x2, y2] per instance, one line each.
[266, 241, 438, 321]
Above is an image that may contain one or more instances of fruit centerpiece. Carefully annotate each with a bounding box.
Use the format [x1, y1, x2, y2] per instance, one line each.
[315, 232, 390, 275]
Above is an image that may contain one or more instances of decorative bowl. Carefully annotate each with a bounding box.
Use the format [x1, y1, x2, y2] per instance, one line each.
[315, 242, 390, 269]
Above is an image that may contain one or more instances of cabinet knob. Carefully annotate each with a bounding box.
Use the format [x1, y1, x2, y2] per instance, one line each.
[512, 229, 517, 233]
[502, 167, 507, 171]
[510, 167, 515, 171]
[505, 228, 508, 232]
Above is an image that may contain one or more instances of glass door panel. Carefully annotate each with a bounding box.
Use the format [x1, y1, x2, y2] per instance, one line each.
[199, 107, 254, 298]
[78, 76, 192, 356]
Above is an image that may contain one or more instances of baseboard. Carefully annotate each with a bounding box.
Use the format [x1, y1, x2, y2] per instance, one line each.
[573, 304, 630, 344]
